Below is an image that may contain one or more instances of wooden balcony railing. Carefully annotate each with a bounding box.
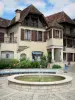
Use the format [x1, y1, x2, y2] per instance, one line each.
[0, 37, 17, 43]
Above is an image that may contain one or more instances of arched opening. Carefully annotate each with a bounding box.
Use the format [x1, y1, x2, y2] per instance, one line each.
[20, 53, 26, 59]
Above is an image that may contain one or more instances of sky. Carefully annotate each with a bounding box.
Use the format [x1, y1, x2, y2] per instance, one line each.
[0, 0, 75, 20]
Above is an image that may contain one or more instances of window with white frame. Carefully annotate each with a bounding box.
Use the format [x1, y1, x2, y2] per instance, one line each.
[53, 29, 63, 38]
[49, 30, 52, 38]
[60, 30, 63, 38]
[25, 30, 31, 40]
[53, 29, 59, 38]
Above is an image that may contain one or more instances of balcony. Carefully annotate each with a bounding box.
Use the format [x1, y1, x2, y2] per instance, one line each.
[47, 38, 63, 47]
[0, 37, 17, 43]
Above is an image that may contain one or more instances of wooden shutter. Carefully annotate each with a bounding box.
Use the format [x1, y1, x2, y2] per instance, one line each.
[0, 33, 4, 42]
[21, 29, 24, 40]
[44, 31, 47, 42]
[31, 30, 37, 41]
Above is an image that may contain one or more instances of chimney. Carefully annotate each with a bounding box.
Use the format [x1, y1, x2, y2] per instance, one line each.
[15, 9, 21, 22]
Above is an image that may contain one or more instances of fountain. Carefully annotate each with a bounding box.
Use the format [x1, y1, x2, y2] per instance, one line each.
[8, 62, 72, 92]
[8, 73, 72, 92]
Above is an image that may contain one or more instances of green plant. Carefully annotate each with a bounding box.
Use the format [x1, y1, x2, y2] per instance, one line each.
[40, 55, 48, 68]
[52, 64, 62, 69]
[47, 53, 51, 63]
[30, 61, 40, 68]
[20, 57, 26, 62]
[17, 59, 31, 68]
[0, 59, 19, 69]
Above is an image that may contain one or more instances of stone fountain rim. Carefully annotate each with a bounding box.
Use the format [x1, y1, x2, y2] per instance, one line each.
[8, 74, 72, 85]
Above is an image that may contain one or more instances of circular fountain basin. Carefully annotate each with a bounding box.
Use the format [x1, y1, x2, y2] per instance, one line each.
[8, 74, 72, 92]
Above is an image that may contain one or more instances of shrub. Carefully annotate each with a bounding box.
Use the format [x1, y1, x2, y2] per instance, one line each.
[30, 61, 40, 68]
[47, 53, 51, 63]
[40, 55, 48, 68]
[17, 59, 31, 68]
[52, 64, 62, 69]
[20, 57, 26, 62]
[0, 59, 19, 69]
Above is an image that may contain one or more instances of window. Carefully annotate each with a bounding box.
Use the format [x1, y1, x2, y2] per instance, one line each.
[6, 54, 9, 58]
[60, 30, 63, 38]
[67, 38, 73, 47]
[63, 38, 66, 46]
[0, 33, 4, 43]
[32, 18, 38, 27]
[10, 32, 14, 43]
[49, 30, 52, 38]
[67, 53, 73, 61]
[53, 30, 59, 38]
[63, 53, 66, 61]
[73, 39, 75, 47]
[74, 54, 75, 61]
[37, 31, 42, 41]
[65, 27, 70, 34]
[1, 51, 14, 59]
[25, 16, 29, 26]
[25, 30, 31, 40]
[32, 51, 43, 61]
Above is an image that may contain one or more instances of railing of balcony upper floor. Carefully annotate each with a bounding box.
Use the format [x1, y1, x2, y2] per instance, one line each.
[0, 37, 17, 43]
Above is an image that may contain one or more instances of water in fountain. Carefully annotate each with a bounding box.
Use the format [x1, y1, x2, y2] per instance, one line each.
[38, 65, 44, 82]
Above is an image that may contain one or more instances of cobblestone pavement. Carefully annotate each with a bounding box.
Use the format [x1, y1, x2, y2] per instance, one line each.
[0, 66, 75, 100]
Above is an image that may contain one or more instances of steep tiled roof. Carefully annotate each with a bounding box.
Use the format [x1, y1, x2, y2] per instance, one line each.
[0, 18, 11, 28]
[10, 4, 43, 26]
[48, 20, 63, 29]
[46, 11, 74, 24]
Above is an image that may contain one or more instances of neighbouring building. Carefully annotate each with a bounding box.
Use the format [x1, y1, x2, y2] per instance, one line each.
[0, 4, 75, 67]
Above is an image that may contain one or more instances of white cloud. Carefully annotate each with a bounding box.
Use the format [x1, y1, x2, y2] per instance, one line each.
[0, 0, 75, 19]
[49, 0, 71, 8]
[47, 0, 71, 15]
[0, 1, 4, 16]
[45, 0, 75, 18]
[0, 0, 25, 14]
[2, 0, 20, 12]
[24, 0, 46, 8]
[63, 3, 75, 18]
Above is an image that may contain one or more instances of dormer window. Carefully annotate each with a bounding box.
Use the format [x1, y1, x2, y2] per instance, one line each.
[32, 18, 38, 27]
[25, 17, 29, 26]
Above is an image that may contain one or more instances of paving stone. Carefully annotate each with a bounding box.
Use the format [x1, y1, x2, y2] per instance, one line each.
[0, 66, 75, 100]
[59, 90, 75, 100]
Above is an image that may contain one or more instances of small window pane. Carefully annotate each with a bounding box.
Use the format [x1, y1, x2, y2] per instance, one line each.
[25, 30, 31, 40]
[37, 31, 42, 41]
[32, 51, 43, 61]
[6, 54, 9, 58]
[60, 30, 63, 38]
[53, 30, 59, 38]
[49, 30, 52, 38]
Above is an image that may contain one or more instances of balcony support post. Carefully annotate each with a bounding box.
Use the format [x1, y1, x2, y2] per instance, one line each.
[51, 48, 54, 62]
[60, 48, 63, 62]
